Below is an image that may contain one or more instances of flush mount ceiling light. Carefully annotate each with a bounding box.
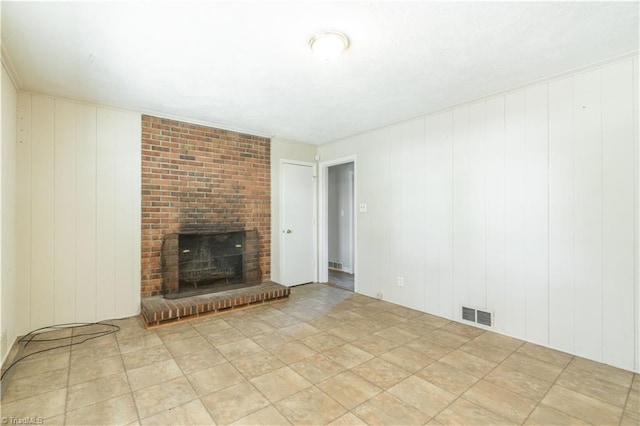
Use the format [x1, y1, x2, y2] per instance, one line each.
[309, 31, 350, 60]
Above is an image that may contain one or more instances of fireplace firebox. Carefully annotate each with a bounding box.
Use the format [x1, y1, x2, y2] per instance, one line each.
[161, 230, 260, 299]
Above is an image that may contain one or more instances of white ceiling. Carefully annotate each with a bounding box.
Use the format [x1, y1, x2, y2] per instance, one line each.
[2, 1, 638, 145]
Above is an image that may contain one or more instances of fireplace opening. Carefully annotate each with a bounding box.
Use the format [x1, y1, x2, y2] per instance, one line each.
[161, 230, 261, 299]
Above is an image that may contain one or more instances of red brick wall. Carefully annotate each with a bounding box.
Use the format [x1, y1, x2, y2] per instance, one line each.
[141, 115, 270, 298]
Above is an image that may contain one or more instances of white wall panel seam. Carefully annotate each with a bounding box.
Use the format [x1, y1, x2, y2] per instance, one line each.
[571, 75, 576, 354]
[545, 83, 552, 346]
[600, 69, 604, 356]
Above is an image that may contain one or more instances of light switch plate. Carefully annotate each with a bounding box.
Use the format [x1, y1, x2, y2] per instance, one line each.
[359, 203, 367, 212]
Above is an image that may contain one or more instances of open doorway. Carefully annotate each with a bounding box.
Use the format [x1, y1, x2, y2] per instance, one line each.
[324, 160, 355, 292]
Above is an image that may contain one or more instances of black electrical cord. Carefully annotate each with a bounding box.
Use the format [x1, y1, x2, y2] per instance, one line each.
[0, 321, 120, 381]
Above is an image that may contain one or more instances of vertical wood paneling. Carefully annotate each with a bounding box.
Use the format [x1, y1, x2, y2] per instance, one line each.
[366, 128, 392, 299]
[453, 106, 471, 315]
[467, 102, 487, 309]
[601, 61, 635, 370]
[524, 84, 549, 344]
[634, 57, 639, 374]
[386, 125, 402, 303]
[548, 76, 575, 353]
[485, 96, 506, 328]
[75, 104, 97, 321]
[96, 109, 117, 320]
[573, 69, 603, 361]
[16, 93, 32, 333]
[115, 112, 141, 317]
[30, 96, 55, 329]
[425, 112, 454, 318]
[53, 100, 77, 324]
[399, 118, 426, 310]
[504, 90, 527, 337]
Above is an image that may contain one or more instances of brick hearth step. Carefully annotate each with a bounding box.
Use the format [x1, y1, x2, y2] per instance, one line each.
[140, 281, 290, 327]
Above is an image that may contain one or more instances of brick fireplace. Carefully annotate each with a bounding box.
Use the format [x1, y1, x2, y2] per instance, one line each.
[141, 115, 271, 299]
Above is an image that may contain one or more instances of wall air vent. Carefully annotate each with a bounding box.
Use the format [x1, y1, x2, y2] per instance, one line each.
[461, 306, 493, 328]
[462, 306, 476, 322]
[328, 261, 343, 271]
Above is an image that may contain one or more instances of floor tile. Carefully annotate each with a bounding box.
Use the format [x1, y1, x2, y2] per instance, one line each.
[541, 385, 623, 425]
[483, 364, 553, 401]
[173, 346, 227, 374]
[191, 316, 232, 335]
[228, 405, 292, 425]
[438, 349, 496, 378]
[140, 399, 214, 425]
[2, 368, 68, 403]
[436, 397, 514, 425]
[9, 351, 70, 380]
[68, 355, 125, 386]
[132, 376, 197, 419]
[201, 381, 270, 425]
[232, 319, 278, 337]
[301, 332, 346, 352]
[186, 361, 245, 396]
[352, 392, 430, 425]
[325, 324, 369, 341]
[416, 361, 479, 395]
[373, 326, 420, 345]
[231, 350, 285, 379]
[381, 346, 435, 373]
[289, 353, 346, 383]
[65, 393, 138, 426]
[0, 388, 67, 420]
[127, 359, 183, 392]
[524, 404, 590, 425]
[67, 372, 130, 411]
[501, 352, 563, 383]
[439, 321, 485, 339]
[250, 330, 294, 350]
[269, 340, 317, 364]
[387, 375, 457, 417]
[250, 366, 312, 403]
[472, 332, 523, 352]
[317, 371, 381, 410]
[423, 329, 470, 348]
[556, 366, 630, 407]
[323, 343, 373, 369]
[351, 357, 412, 390]
[516, 342, 573, 368]
[216, 337, 263, 360]
[118, 333, 163, 355]
[162, 334, 210, 358]
[566, 357, 634, 388]
[463, 380, 537, 423]
[276, 386, 347, 425]
[350, 334, 399, 356]
[121, 344, 173, 371]
[280, 322, 322, 339]
[459, 338, 515, 364]
[204, 327, 247, 347]
[327, 412, 367, 425]
[403, 336, 454, 360]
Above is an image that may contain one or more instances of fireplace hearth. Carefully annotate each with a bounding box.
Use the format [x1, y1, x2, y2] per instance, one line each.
[161, 230, 260, 299]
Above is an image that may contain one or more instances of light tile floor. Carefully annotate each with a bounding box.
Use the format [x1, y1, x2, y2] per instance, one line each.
[1, 283, 638, 425]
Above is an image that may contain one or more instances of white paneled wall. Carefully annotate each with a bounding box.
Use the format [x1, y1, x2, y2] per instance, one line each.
[318, 57, 639, 372]
[16, 94, 141, 332]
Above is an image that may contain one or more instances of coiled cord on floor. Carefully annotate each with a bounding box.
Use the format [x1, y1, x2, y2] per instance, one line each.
[0, 321, 120, 381]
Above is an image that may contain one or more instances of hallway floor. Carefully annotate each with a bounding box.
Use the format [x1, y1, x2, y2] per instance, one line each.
[328, 270, 354, 292]
[1, 283, 638, 425]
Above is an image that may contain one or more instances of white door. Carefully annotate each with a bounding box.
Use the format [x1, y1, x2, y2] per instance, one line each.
[281, 161, 315, 287]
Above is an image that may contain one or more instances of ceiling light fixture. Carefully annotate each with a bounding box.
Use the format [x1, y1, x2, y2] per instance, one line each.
[309, 31, 350, 60]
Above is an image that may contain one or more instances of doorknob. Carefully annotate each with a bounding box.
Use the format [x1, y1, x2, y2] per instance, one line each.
[285, 229, 292, 233]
